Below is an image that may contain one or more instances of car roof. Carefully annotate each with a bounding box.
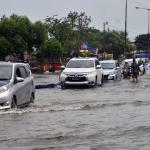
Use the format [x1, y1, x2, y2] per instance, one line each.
[100, 60, 117, 63]
[124, 59, 133, 62]
[70, 57, 98, 61]
[0, 61, 28, 67]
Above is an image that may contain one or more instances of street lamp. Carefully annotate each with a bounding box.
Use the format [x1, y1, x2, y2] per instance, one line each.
[136, 6, 150, 51]
[135, 6, 150, 35]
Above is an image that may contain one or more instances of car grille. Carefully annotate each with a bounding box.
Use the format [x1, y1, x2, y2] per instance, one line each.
[104, 75, 108, 79]
[66, 73, 87, 82]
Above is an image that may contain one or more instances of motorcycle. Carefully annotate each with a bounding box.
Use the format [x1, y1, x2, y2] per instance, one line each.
[122, 67, 131, 79]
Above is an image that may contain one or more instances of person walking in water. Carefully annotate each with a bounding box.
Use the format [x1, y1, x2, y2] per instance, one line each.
[131, 58, 141, 82]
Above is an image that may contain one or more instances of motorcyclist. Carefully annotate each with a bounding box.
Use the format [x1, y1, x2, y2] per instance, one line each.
[123, 61, 130, 79]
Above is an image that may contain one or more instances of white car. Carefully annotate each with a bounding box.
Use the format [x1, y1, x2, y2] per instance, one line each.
[59, 57, 103, 88]
[100, 60, 122, 80]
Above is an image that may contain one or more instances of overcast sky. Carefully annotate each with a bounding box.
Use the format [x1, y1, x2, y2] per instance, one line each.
[0, 0, 150, 41]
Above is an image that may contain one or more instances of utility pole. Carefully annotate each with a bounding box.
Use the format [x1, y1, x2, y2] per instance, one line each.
[124, 0, 128, 58]
[103, 21, 108, 32]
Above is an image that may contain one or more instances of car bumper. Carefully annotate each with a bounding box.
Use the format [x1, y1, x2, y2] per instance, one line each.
[104, 74, 115, 80]
[0, 91, 12, 109]
[60, 76, 96, 86]
[0, 105, 11, 110]
[64, 81, 92, 85]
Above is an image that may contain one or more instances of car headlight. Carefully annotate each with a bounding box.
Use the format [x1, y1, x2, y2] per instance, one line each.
[60, 72, 67, 76]
[109, 71, 115, 75]
[86, 71, 96, 75]
[3, 101, 11, 106]
[0, 85, 9, 93]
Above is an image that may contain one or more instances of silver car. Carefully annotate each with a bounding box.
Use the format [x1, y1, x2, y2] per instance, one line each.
[0, 62, 35, 109]
[100, 60, 122, 80]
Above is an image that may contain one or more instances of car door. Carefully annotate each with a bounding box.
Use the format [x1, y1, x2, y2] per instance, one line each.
[13, 66, 26, 106]
[115, 62, 121, 79]
[19, 66, 33, 104]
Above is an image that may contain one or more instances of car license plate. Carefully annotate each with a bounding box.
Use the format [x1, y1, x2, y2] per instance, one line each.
[71, 77, 80, 81]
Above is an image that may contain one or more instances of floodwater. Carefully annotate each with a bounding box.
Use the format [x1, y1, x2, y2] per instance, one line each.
[0, 72, 150, 150]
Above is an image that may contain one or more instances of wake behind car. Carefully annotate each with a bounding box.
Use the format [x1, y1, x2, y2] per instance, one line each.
[59, 57, 103, 88]
[100, 60, 122, 80]
[0, 62, 35, 109]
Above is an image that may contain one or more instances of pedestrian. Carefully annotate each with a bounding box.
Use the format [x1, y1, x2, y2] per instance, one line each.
[131, 58, 141, 82]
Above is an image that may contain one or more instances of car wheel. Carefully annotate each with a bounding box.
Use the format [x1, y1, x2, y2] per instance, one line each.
[94, 76, 97, 86]
[61, 83, 66, 89]
[114, 75, 117, 80]
[100, 75, 104, 86]
[30, 93, 34, 103]
[11, 97, 17, 109]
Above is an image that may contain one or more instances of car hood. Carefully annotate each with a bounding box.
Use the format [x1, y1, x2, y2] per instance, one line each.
[63, 68, 95, 73]
[0, 81, 9, 87]
[103, 69, 115, 75]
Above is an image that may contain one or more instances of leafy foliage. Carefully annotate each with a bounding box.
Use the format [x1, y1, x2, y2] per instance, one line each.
[135, 34, 150, 50]
[36, 39, 64, 61]
[0, 12, 135, 61]
[0, 14, 48, 60]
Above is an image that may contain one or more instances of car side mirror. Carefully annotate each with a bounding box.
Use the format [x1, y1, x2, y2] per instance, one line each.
[16, 77, 24, 83]
[116, 67, 120, 70]
[96, 65, 102, 69]
[60, 65, 65, 70]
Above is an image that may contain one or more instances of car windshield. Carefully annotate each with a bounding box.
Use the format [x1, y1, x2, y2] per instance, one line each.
[0, 65, 12, 80]
[66, 60, 94, 68]
[101, 63, 115, 69]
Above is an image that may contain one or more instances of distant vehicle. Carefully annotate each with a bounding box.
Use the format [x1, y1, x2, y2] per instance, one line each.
[145, 63, 150, 71]
[122, 59, 144, 75]
[100, 60, 122, 80]
[0, 62, 35, 110]
[59, 57, 103, 88]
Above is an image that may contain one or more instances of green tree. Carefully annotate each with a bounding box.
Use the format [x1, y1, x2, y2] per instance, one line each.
[31, 21, 48, 49]
[45, 12, 91, 56]
[135, 34, 150, 50]
[0, 36, 13, 60]
[0, 14, 48, 60]
[36, 39, 64, 61]
[99, 31, 134, 59]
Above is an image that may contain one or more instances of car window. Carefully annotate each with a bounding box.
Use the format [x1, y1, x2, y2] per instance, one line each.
[25, 66, 31, 77]
[66, 60, 94, 68]
[19, 66, 28, 78]
[95, 60, 100, 67]
[0, 65, 12, 80]
[101, 63, 115, 69]
[15, 67, 22, 78]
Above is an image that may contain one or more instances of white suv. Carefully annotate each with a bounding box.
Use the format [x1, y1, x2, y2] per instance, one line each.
[59, 57, 103, 88]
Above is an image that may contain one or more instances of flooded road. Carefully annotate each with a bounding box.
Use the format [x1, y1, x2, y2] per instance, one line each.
[0, 72, 150, 150]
